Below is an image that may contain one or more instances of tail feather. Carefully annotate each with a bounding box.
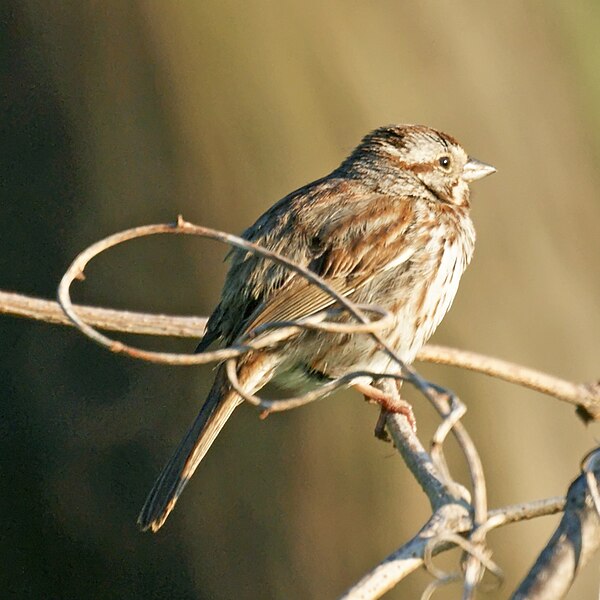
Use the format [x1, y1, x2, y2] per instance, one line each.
[137, 368, 240, 532]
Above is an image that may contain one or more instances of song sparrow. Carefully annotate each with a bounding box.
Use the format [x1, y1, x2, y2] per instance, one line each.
[138, 124, 495, 532]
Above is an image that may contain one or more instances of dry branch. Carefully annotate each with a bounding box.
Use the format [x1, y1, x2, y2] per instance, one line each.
[0, 289, 207, 336]
[1, 289, 597, 416]
[512, 448, 600, 599]
[1, 217, 599, 599]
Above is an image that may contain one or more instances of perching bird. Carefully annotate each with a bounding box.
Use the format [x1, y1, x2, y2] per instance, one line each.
[138, 124, 495, 532]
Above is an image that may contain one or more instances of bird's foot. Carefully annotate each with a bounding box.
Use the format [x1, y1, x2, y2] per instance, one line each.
[353, 381, 417, 440]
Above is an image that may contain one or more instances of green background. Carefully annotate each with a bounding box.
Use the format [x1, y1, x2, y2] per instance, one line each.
[1, 2, 599, 598]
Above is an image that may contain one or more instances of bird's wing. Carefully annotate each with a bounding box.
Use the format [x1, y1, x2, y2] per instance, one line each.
[241, 192, 419, 337]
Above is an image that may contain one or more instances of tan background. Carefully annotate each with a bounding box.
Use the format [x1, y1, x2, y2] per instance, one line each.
[1, 1, 599, 598]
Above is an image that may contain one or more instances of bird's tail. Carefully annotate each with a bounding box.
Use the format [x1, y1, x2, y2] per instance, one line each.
[137, 367, 241, 532]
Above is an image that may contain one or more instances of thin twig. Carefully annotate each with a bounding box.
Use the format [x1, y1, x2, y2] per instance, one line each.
[486, 497, 565, 528]
[56, 219, 396, 368]
[426, 389, 488, 526]
[226, 359, 409, 415]
[420, 345, 600, 419]
[423, 387, 490, 599]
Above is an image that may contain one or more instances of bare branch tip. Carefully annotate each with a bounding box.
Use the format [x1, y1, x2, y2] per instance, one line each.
[581, 447, 600, 473]
[575, 384, 600, 423]
[110, 341, 125, 353]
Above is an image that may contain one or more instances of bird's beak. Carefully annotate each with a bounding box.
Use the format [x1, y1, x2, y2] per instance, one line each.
[462, 157, 496, 182]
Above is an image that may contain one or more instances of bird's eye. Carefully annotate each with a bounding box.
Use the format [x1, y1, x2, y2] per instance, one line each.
[438, 156, 451, 170]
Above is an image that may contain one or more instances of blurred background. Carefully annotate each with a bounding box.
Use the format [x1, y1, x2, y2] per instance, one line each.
[1, 1, 599, 598]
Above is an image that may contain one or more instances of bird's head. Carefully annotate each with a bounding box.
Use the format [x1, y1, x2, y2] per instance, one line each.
[340, 124, 496, 206]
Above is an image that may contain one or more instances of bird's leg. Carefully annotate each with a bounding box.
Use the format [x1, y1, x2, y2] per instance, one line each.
[373, 410, 390, 442]
[353, 381, 416, 440]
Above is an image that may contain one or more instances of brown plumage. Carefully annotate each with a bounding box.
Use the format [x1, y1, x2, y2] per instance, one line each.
[138, 124, 495, 532]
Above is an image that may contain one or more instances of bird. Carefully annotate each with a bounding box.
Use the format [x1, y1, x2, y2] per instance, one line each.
[138, 124, 495, 532]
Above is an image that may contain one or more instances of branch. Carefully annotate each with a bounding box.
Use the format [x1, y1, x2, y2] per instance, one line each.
[339, 503, 473, 600]
[340, 492, 565, 600]
[3, 217, 597, 598]
[1, 289, 597, 416]
[340, 384, 571, 600]
[420, 345, 600, 421]
[0, 289, 207, 336]
[343, 497, 566, 598]
[380, 380, 467, 511]
[341, 380, 503, 599]
[339, 380, 474, 600]
[511, 448, 600, 599]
